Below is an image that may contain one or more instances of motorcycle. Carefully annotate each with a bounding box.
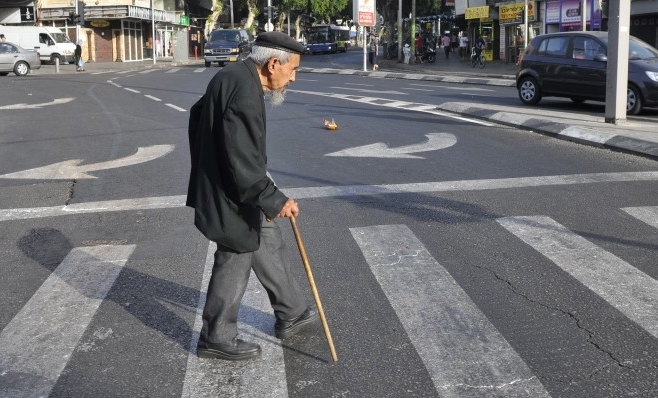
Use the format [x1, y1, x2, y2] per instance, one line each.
[416, 46, 436, 64]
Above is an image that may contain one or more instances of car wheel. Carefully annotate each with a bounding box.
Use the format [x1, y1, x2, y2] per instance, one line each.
[50, 54, 61, 65]
[626, 84, 643, 115]
[204, 61, 211, 67]
[518, 76, 542, 105]
[14, 61, 30, 76]
[218, 62, 225, 67]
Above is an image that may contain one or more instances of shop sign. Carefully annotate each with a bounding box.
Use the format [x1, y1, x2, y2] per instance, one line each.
[90, 20, 111, 28]
[465, 6, 489, 20]
[499, 2, 536, 25]
[180, 15, 189, 26]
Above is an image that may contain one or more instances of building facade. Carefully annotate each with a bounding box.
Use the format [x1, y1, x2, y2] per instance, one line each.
[1, 0, 201, 63]
[454, 0, 658, 63]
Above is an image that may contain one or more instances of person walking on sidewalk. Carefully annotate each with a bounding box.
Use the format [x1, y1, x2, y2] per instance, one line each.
[459, 32, 469, 61]
[75, 40, 84, 71]
[442, 34, 451, 59]
[368, 32, 379, 70]
[414, 33, 424, 64]
[187, 31, 320, 361]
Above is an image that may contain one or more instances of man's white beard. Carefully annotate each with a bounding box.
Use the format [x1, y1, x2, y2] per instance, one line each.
[267, 90, 286, 107]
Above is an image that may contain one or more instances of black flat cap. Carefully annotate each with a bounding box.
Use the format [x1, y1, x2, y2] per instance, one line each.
[254, 31, 305, 54]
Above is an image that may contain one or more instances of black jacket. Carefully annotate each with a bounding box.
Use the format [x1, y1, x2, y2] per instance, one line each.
[186, 58, 288, 252]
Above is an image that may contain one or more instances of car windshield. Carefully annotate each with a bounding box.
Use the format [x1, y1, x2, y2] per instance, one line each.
[51, 32, 72, 44]
[602, 36, 658, 60]
[209, 31, 241, 42]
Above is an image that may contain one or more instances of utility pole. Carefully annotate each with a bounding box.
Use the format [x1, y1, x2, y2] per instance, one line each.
[604, 0, 630, 124]
[75, 0, 80, 43]
[151, 0, 156, 64]
[397, 0, 402, 62]
[411, 0, 416, 62]
[581, 0, 587, 31]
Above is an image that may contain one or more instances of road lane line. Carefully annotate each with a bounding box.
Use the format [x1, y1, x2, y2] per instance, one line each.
[144, 95, 162, 102]
[3, 172, 658, 221]
[622, 206, 658, 229]
[289, 90, 493, 125]
[350, 224, 550, 397]
[165, 103, 187, 112]
[0, 245, 135, 397]
[166, 68, 180, 73]
[498, 216, 658, 339]
[182, 242, 288, 398]
[124, 88, 140, 94]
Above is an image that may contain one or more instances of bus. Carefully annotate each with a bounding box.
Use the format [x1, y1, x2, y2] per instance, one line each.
[306, 24, 350, 54]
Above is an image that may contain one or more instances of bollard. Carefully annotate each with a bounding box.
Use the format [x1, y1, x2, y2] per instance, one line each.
[55, 57, 59, 73]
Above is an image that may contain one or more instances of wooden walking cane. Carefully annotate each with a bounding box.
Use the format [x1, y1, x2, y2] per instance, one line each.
[289, 216, 338, 363]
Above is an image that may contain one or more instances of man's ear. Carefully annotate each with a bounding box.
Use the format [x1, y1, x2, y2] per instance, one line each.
[266, 57, 279, 74]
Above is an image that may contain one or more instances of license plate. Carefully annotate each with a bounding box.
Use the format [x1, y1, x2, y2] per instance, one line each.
[229, 56, 238, 61]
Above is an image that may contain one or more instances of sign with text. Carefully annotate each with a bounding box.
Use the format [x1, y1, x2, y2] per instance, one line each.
[500, 2, 536, 25]
[354, 0, 376, 27]
[465, 6, 489, 20]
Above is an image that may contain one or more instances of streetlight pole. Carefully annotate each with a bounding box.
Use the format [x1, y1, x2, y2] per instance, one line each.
[151, 0, 156, 64]
[523, 0, 528, 48]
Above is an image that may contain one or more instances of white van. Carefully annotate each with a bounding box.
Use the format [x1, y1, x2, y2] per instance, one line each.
[0, 26, 76, 64]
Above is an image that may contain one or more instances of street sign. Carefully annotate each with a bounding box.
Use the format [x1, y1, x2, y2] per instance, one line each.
[354, 0, 376, 27]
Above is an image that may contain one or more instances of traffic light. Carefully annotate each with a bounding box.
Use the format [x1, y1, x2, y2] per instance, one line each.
[67, 11, 75, 24]
[77, 1, 85, 25]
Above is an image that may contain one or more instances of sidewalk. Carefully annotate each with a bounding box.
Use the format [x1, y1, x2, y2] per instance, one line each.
[35, 53, 658, 161]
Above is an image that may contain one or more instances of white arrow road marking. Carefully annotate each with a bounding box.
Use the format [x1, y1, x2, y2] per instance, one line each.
[289, 90, 494, 126]
[0, 245, 135, 397]
[350, 225, 550, 396]
[0, 144, 174, 180]
[0, 97, 74, 110]
[499, 216, 658, 339]
[182, 243, 288, 398]
[326, 133, 457, 158]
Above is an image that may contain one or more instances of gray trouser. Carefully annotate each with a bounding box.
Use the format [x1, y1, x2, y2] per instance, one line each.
[201, 218, 307, 343]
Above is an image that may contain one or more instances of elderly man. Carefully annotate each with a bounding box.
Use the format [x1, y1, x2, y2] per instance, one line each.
[187, 31, 319, 361]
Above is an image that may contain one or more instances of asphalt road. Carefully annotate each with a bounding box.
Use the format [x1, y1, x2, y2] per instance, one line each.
[1, 60, 658, 397]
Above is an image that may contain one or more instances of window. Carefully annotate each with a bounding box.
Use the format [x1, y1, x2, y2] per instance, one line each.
[572, 37, 604, 60]
[538, 36, 568, 57]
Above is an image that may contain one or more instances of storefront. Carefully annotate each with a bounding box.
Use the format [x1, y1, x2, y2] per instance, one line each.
[40, 4, 183, 62]
[465, 5, 496, 61]
[499, 1, 540, 64]
[544, 0, 603, 33]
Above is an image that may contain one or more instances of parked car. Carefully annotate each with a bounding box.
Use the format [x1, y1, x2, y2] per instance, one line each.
[516, 31, 658, 115]
[204, 29, 253, 67]
[0, 41, 41, 76]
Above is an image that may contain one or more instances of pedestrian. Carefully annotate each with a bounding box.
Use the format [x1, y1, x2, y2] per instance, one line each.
[0, 33, 6, 42]
[75, 39, 84, 71]
[368, 32, 379, 71]
[414, 33, 424, 64]
[403, 43, 411, 64]
[442, 34, 451, 59]
[459, 32, 469, 61]
[186, 31, 320, 361]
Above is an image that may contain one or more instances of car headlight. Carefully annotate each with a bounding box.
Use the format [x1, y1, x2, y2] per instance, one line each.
[645, 71, 658, 82]
[204, 49, 212, 54]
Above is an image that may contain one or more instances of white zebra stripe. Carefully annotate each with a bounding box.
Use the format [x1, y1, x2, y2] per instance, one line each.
[350, 224, 550, 397]
[498, 216, 658, 339]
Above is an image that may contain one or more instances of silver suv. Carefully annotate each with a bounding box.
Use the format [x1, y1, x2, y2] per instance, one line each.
[204, 29, 253, 67]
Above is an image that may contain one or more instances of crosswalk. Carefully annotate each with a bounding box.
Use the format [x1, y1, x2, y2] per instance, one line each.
[1, 206, 658, 396]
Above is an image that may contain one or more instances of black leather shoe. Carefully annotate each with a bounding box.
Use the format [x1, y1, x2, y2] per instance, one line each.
[275, 306, 320, 339]
[196, 338, 261, 361]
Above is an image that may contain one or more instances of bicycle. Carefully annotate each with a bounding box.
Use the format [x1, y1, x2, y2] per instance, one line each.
[470, 47, 485, 69]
